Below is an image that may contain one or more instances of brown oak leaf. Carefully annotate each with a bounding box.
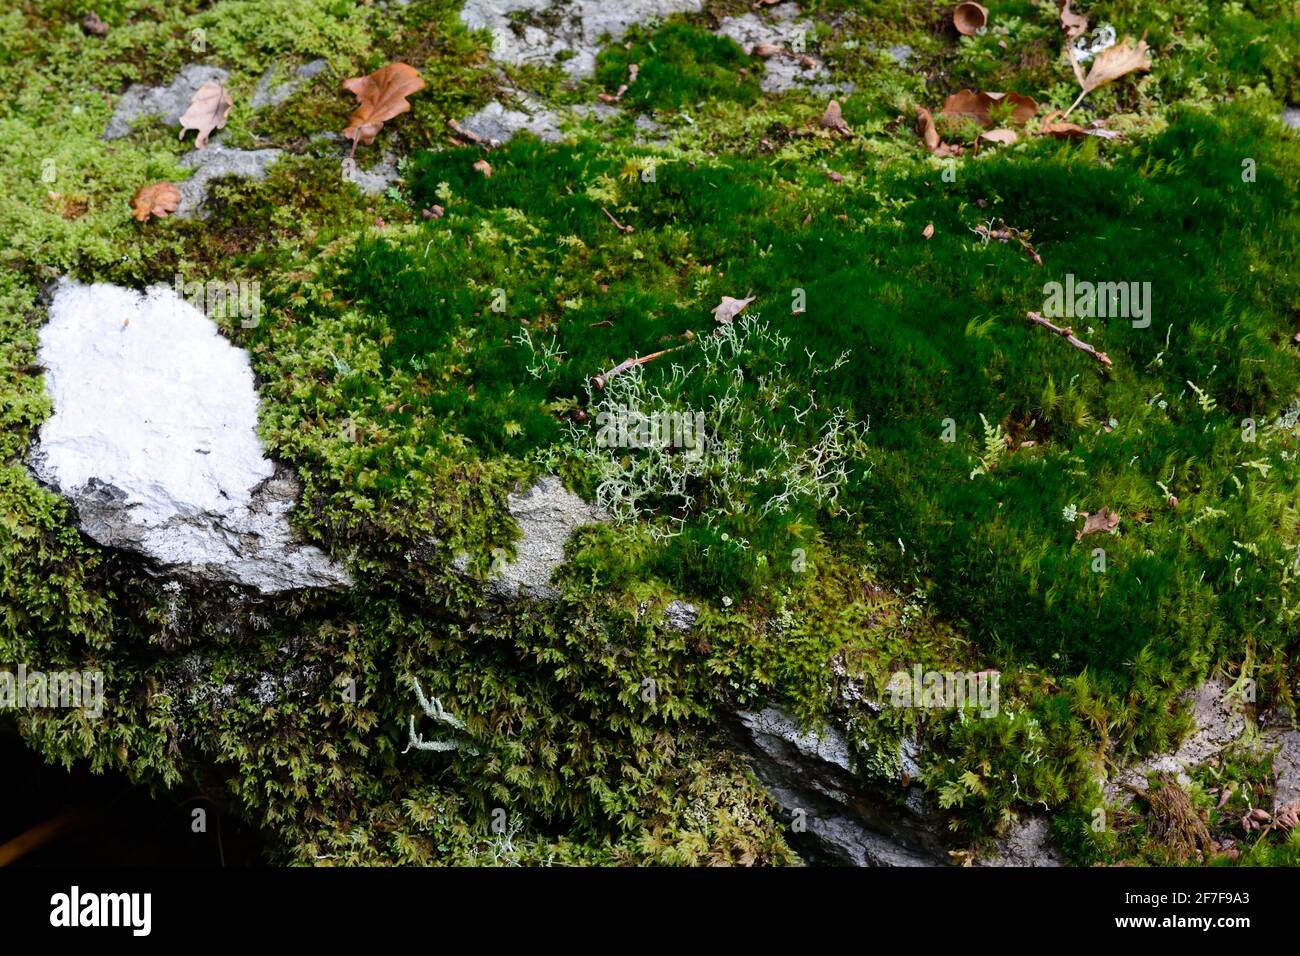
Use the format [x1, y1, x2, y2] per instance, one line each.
[130, 182, 181, 222]
[472, 158, 492, 177]
[1080, 36, 1151, 93]
[820, 99, 852, 134]
[940, 90, 1039, 127]
[342, 63, 425, 155]
[1075, 506, 1120, 541]
[178, 80, 233, 150]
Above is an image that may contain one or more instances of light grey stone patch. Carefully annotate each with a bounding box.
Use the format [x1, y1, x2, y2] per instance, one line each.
[1105, 680, 1245, 802]
[1265, 728, 1300, 811]
[632, 113, 669, 146]
[175, 145, 283, 218]
[29, 280, 352, 594]
[977, 817, 1064, 867]
[251, 58, 329, 110]
[487, 477, 604, 599]
[460, 0, 703, 79]
[887, 44, 913, 66]
[458, 98, 564, 145]
[571, 102, 623, 124]
[662, 600, 698, 632]
[104, 63, 230, 139]
[1284, 108, 1300, 131]
[739, 706, 854, 772]
[343, 151, 401, 195]
[715, 6, 850, 95]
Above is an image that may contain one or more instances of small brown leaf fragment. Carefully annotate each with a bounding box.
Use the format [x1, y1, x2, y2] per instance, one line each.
[752, 42, 783, 58]
[342, 62, 425, 154]
[1081, 36, 1152, 92]
[953, 2, 988, 36]
[81, 11, 109, 37]
[1058, 0, 1088, 40]
[178, 80, 233, 150]
[1276, 801, 1300, 831]
[820, 99, 852, 134]
[922, 223, 935, 240]
[1076, 506, 1120, 541]
[472, 158, 492, 177]
[130, 182, 180, 222]
[980, 128, 1018, 145]
[941, 90, 1039, 127]
[827, 170, 843, 183]
[712, 293, 755, 326]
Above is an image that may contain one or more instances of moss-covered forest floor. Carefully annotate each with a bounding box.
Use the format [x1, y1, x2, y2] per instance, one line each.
[2, 0, 1300, 866]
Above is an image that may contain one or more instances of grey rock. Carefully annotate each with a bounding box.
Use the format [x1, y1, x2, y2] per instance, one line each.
[343, 151, 401, 195]
[466, 476, 604, 600]
[887, 44, 913, 66]
[1284, 108, 1300, 131]
[458, 98, 564, 145]
[251, 58, 329, 110]
[977, 816, 1063, 867]
[662, 600, 698, 632]
[1106, 680, 1245, 801]
[176, 145, 283, 218]
[1266, 728, 1300, 811]
[716, 6, 851, 95]
[29, 279, 351, 594]
[104, 63, 230, 139]
[460, 0, 703, 79]
[731, 706, 949, 866]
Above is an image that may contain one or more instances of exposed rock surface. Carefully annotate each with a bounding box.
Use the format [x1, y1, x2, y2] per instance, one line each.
[730, 706, 949, 866]
[176, 145, 283, 218]
[1106, 680, 1245, 800]
[976, 816, 1063, 867]
[716, 6, 846, 94]
[1285, 108, 1300, 131]
[251, 59, 329, 110]
[662, 600, 698, 632]
[104, 63, 230, 139]
[488, 477, 604, 599]
[460, 0, 703, 79]
[29, 280, 351, 594]
[458, 98, 564, 145]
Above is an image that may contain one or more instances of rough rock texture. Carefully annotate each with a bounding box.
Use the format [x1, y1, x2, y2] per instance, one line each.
[1107, 680, 1245, 800]
[1264, 726, 1300, 811]
[1285, 108, 1300, 131]
[29, 280, 351, 593]
[251, 58, 329, 110]
[662, 600, 698, 632]
[716, 6, 849, 95]
[481, 476, 605, 600]
[176, 145, 283, 218]
[976, 817, 1063, 867]
[344, 151, 401, 195]
[458, 98, 564, 145]
[460, 0, 703, 79]
[104, 63, 230, 139]
[730, 706, 949, 866]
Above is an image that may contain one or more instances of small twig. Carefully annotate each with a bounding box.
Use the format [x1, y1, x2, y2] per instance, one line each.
[593, 346, 685, 390]
[447, 118, 492, 147]
[1026, 311, 1112, 368]
[601, 207, 634, 233]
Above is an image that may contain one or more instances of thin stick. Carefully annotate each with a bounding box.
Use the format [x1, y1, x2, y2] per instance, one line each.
[1026, 311, 1112, 368]
[601, 207, 634, 233]
[593, 346, 685, 390]
[0, 812, 84, 866]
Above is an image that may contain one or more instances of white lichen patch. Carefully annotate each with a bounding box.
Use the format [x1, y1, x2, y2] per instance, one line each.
[29, 279, 351, 593]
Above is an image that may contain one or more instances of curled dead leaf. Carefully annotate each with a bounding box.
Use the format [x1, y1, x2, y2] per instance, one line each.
[178, 80, 233, 150]
[953, 2, 988, 36]
[1081, 36, 1152, 92]
[342, 62, 425, 154]
[713, 293, 755, 326]
[980, 128, 1018, 145]
[941, 90, 1039, 127]
[922, 223, 935, 240]
[472, 159, 492, 178]
[1058, 0, 1088, 40]
[130, 182, 180, 222]
[1075, 506, 1120, 541]
[81, 12, 109, 37]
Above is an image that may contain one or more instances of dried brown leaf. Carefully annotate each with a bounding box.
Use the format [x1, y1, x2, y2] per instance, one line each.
[1076, 506, 1120, 540]
[1082, 36, 1152, 92]
[178, 80, 233, 150]
[342, 62, 425, 150]
[130, 182, 180, 222]
[820, 99, 852, 134]
[922, 223, 935, 240]
[940, 90, 1039, 127]
[980, 128, 1018, 145]
[472, 158, 492, 177]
